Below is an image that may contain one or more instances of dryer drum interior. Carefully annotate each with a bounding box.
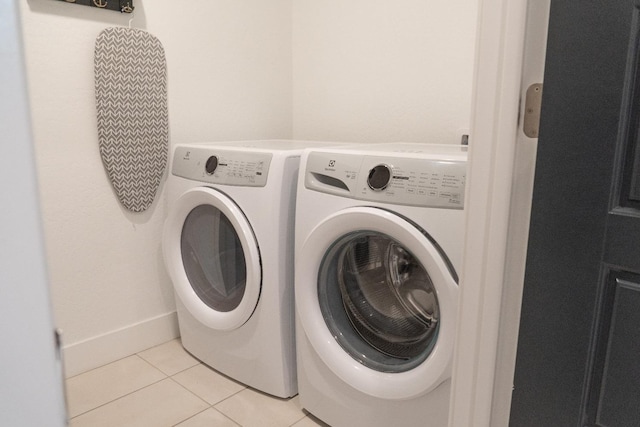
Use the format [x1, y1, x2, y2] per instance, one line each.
[180, 204, 247, 312]
[318, 230, 440, 373]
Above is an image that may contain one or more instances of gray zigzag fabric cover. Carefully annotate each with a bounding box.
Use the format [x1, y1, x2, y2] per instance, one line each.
[95, 27, 168, 213]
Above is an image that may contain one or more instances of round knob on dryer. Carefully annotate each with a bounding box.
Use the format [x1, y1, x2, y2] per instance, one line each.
[367, 164, 392, 191]
[205, 156, 219, 175]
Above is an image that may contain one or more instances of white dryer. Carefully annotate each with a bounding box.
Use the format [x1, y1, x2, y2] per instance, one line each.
[295, 143, 467, 426]
[163, 140, 334, 398]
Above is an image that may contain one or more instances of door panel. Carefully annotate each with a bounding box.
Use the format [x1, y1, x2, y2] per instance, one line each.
[619, 8, 640, 207]
[591, 272, 640, 427]
[511, 0, 640, 426]
[604, 215, 640, 272]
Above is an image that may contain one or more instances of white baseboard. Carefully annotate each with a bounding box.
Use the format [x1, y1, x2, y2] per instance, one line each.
[62, 311, 179, 378]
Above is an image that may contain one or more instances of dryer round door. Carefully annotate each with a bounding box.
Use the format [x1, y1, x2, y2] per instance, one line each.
[296, 207, 458, 400]
[163, 187, 261, 331]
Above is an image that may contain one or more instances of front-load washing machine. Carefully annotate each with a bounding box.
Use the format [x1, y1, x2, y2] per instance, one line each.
[295, 143, 467, 426]
[163, 140, 336, 398]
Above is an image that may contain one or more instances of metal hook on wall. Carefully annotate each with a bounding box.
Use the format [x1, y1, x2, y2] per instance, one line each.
[121, 2, 133, 13]
[56, 0, 134, 14]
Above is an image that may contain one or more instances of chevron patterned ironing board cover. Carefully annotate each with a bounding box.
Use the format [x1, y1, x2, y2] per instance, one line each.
[94, 27, 168, 213]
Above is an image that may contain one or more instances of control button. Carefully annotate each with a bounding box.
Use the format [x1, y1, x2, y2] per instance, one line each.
[205, 156, 219, 175]
[367, 164, 392, 191]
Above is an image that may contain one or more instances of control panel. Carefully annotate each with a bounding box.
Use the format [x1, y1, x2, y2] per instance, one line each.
[172, 146, 272, 187]
[305, 151, 466, 209]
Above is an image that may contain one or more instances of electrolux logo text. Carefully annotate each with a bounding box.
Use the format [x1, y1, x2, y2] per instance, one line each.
[325, 159, 337, 172]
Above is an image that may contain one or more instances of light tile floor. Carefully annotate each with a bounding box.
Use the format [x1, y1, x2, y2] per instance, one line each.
[65, 339, 329, 427]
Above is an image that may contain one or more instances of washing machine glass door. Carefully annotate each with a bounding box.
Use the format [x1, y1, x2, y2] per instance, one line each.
[164, 187, 261, 331]
[297, 206, 458, 400]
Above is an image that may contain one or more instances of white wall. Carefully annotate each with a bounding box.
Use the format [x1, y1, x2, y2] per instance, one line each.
[292, 0, 478, 144]
[19, 0, 293, 376]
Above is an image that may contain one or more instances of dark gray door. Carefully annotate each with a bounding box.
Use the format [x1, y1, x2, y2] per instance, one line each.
[510, 1, 640, 426]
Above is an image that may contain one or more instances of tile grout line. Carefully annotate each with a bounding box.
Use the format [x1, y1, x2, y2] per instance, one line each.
[165, 373, 245, 426]
[69, 376, 169, 420]
[169, 407, 210, 427]
[65, 353, 144, 381]
[166, 376, 211, 407]
[288, 413, 308, 427]
[170, 406, 241, 427]
[133, 352, 176, 376]
[136, 339, 202, 377]
[211, 385, 248, 407]
[67, 354, 169, 419]
[158, 360, 203, 377]
[166, 371, 247, 426]
[209, 387, 252, 426]
[67, 340, 202, 422]
[69, 339, 309, 426]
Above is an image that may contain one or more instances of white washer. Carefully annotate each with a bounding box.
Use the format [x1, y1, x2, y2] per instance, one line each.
[295, 143, 467, 426]
[163, 140, 337, 398]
